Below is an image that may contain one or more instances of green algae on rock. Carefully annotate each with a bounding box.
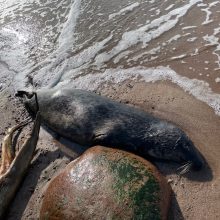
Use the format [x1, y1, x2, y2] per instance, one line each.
[40, 146, 171, 220]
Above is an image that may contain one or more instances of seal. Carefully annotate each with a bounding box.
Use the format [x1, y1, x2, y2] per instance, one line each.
[16, 88, 204, 171]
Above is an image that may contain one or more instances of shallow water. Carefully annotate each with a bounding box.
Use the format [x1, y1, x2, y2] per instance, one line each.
[0, 0, 220, 114]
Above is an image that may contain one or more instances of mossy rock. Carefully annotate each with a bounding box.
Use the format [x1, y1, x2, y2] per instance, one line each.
[40, 146, 171, 220]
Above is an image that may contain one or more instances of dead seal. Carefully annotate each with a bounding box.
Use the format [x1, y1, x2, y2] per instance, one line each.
[16, 88, 204, 172]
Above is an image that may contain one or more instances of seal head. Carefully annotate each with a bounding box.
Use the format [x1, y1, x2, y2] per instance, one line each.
[140, 121, 204, 172]
[175, 135, 204, 172]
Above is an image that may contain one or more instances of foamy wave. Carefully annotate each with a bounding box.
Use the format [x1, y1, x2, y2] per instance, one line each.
[199, 1, 219, 25]
[15, 0, 202, 87]
[203, 27, 220, 69]
[108, 2, 140, 20]
[95, 0, 201, 66]
[55, 66, 220, 115]
[10, 0, 220, 117]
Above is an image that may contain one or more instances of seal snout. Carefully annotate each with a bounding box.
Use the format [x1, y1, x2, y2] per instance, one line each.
[191, 156, 204, 171]
[184, 143, 204, 171]
[176, 135, 205, 172]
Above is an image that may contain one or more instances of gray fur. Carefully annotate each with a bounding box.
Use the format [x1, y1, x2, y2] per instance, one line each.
[19, 88, 204, 170]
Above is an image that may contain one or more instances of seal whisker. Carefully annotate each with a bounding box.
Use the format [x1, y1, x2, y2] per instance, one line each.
[175, 137, 181, 146]
[177, 162, 193, 175]
[177, 162, 190, 170]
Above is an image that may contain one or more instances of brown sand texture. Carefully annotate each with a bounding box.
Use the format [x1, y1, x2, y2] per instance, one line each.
[0, 80, 220, 220]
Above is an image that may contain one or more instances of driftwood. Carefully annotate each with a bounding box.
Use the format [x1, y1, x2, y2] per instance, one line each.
[0, 93, 41, 219]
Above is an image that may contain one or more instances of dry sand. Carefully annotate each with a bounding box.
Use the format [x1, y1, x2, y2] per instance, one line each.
[0, 80, 220, 220]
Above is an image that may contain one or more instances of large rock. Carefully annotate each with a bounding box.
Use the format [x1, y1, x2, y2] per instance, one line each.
[40, 146, 171, 220]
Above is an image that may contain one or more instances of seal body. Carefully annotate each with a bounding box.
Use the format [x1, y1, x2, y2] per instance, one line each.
[21, 88, 204, 170]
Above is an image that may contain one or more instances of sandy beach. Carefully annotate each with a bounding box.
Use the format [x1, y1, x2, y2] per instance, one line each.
[1, 0, 220, 219]
[0, 80, 219, 219]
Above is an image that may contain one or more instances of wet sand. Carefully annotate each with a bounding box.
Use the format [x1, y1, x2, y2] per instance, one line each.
[101, 80, 220, 220]
[1, 81, 220, 220]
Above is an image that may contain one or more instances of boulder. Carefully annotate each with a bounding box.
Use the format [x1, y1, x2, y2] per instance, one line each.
[40, 146, 171, 220]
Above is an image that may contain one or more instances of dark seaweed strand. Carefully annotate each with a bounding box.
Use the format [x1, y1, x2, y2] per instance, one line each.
[93, 151, 161, 220]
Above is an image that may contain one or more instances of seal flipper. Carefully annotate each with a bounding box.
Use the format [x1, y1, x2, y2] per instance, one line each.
[15, 90, 34, 99]
[15, 91, 39, 115]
